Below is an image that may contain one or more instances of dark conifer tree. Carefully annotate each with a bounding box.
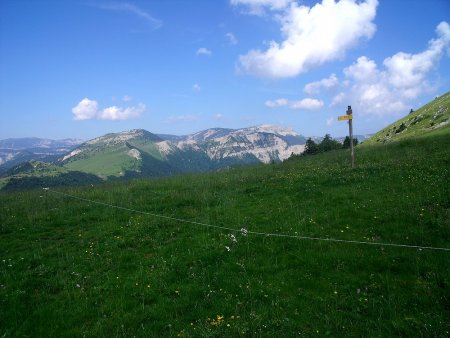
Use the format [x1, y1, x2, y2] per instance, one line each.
[303, 138, 319, 155]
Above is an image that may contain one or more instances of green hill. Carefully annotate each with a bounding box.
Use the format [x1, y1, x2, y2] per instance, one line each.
[1, 126, 449, 336]
[0, 161, 102, 191]
[62, 129, 176, 179]
[364, 91, 450, 145]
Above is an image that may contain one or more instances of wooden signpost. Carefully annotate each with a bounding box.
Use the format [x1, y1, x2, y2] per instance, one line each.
[338, 106, 355, 168]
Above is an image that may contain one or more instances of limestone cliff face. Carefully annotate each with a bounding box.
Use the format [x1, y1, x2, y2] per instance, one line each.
[157, 125, 306, 164]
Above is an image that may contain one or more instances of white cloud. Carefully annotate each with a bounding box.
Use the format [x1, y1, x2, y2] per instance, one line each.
[72, 98, 98, 120]
[331, 92, 345, 106]
[237, 0, 378, 78]
[97, 2, 162, 30]
[231, 0, 293, 15]
[343, 56, 378, 82]
[265, 98, 288, 108]
[383, 21, 450, 89]
[122, 95, 132, 102]
[215, 113, 224, 120]
[290, 98, 324, 110]
[72, 98, 144, 121]
[340, 57, 410, 115]
[192, 83, 201, 92]
[337, 21, 450, 116]
[265, 97, 323, 110]
[304, 73, 339, 94]
[344, 22, 450, 115]
[297, 21, 450, 117]
[99, 104, 145, 120]
[226, 32, 238, 45]
[196, 47, 212, 56]
[326, 117, 334, 126]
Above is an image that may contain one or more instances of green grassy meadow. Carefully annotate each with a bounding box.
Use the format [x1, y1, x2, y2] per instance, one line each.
[364, 91, 450, 145]
[1, 132, 449, 337]
[64, 144, 140, 179]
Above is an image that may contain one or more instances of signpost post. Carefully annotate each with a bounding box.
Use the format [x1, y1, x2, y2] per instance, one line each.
[338, 106, 355, 168]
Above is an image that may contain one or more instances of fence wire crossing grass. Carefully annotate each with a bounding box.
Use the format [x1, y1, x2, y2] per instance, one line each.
[46, 188, 450, 252]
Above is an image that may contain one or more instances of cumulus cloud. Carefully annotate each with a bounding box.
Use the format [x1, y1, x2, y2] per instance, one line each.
[226, 32, 238, 45]
[304, 73, 339, 94]
[72, 98, 145, 121]
[265, 97, 323, 110]
[315, 21, 450, 116]
[196, 47, 212, 56]
[383, 21, 450, 89]
[331, 92, 346, 106]
[344, 56, 379, 81]
[72, 98, 98, 121]
[236, 0, 378, 78]
[290, 98, 324, 110]
[265, 98, 288, 108]
[99, 104, 145, 120]
[342, 57, 415, 114]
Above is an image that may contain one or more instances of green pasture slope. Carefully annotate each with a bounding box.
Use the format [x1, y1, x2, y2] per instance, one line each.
[364, 91, 450, 145]
[1, 126, 449, 336]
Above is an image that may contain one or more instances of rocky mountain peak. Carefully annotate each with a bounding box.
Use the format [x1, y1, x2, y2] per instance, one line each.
[243, 124, 299, 136]
[86, 129, 161, 146]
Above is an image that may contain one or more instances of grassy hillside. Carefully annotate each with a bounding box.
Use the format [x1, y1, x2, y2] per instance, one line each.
[1, 129, 449, 336]
[0, 161, 102, 191]
[62, 130, 168, 179]
[64, 143, 142, 178]
[364, 91, 450, 145]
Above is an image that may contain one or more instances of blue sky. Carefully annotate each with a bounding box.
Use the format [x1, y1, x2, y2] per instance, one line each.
[1, 0, 449, 140]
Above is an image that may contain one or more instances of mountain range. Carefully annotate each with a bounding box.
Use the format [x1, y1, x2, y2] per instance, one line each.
[0, 124, 374, 190]
[0, 138, 82, 171]
[59, 125, 308, 179]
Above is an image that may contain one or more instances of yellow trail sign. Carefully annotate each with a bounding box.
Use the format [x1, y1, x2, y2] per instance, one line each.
[338, 115, 353, 121]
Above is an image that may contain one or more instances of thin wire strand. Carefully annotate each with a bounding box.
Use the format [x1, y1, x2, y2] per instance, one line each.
[45, 188, 450, 252]
[46, 188, 239, 233]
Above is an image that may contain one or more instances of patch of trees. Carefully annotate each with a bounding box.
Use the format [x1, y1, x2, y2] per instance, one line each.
[289, 134, 358, 159]
[304, 134, 340, 155]
[342, 136, 359, 149]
